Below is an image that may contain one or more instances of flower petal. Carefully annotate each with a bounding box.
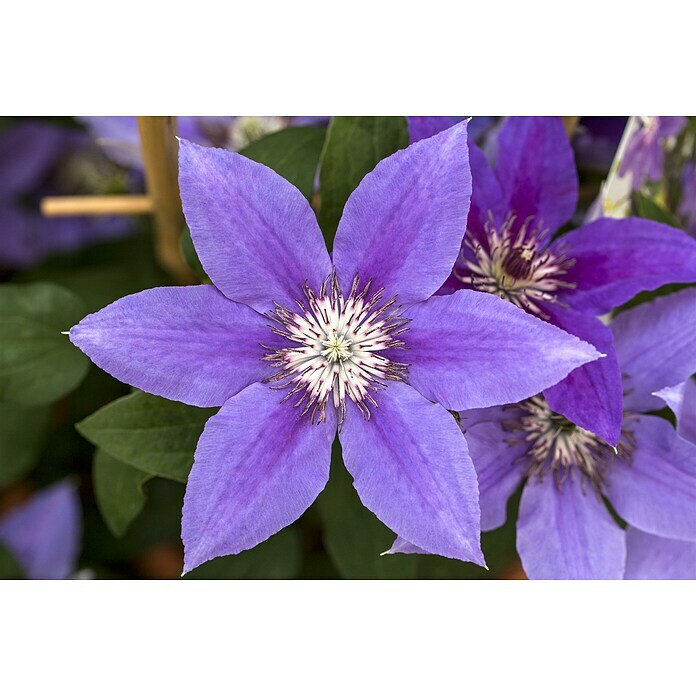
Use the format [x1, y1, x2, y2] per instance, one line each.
[70, 286, 270, 407]
[612, 288, 696, 413]
[182, 383, 335, 573]
[608, 415, 696, 541]
[178, 139, 331, 313]
[624, 528, 696, 579]
[338, 382, 484, 565]
[496, 116, 578, 234]
[0, 481, 81, 580]
[466, 142, 507, 240]
[558, 218, 696, 316]
[402, 290, 602, 411]
[517, 477, 625, 579]
[655, 380, 696, 446]
[407, 116, 460, 144]
[543, 306, 623, 446]
[333, 121, 471, 305]
[465, 420, 526, 531]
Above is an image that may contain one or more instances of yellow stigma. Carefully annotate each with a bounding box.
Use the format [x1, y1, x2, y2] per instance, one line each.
[321, 331, 352, 362]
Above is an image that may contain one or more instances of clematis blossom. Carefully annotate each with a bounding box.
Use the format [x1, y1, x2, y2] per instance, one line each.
[389, 289, 696, 579]
[0, 481, 81, 580]
[68, 122, 600, 573]
[443, 116, 696, 446]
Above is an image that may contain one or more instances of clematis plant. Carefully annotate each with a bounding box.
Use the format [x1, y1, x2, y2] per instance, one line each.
[444, 116, 696, 446]
[68, 122, 600, 573]
[0, 481, 81, 580]
[402, 288, 696, 580]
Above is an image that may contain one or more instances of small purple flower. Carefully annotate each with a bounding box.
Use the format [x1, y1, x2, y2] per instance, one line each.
[452, 289, 696, 579]
[445, 116, 696, 446]
[619, 116, 687, 189]
[678, 162, 696, 235]
[0, 481, 81, 580]
[68, 122, 599, 573]
[0, 120, 133, 269]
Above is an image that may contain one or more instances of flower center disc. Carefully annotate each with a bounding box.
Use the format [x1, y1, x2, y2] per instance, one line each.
[263, 271, 409, 426]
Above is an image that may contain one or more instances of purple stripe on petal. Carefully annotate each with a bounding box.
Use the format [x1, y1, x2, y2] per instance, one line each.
[558, 218, 696, 316]
[339, 382, 484, 566]
[608, 415, 696, 542]
[543, 306, 623, 446]
[612, 288, 696, 413]
[333, 121, 471, 305]
[0, 481, 81, 580]
[655, 380, 696, 446]
[624, 528, 696, 579]
[496, 117, 578, 234]
[402, 290, 602, 411]
[182, 383, 335, 573]
[465, 420, 526, 531]
[517, 477, 625, 580]
[70, 286, 271, 407]
[178, 139, 331, 313]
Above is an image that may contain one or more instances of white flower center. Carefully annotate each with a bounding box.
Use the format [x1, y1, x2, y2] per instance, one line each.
[502, 396, 635, 493]
[455, 213, 575, 318]
[263, 272, 409, 426]
[227, 116, 287, 150]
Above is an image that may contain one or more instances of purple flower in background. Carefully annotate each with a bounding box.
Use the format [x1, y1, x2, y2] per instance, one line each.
[619, 116, 686, 189]
[458, 290, 696, 579]
[407, 116, 495, 145]
[69, 122, 599, 573]
[572, 117, 626, 174]
[0, 120, 134, 269]
[80, 116, 326, 170]
[0, 481, 81, 580]
[444, 116, 696, 446]
[678, 162, 696, 235]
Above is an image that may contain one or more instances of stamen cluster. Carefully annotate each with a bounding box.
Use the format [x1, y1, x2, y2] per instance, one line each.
[263, 272, 409, 426]
[455, 214, 575, 317]
[502, 396, 636, 494]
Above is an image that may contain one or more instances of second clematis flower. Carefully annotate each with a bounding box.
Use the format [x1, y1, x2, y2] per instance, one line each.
[444, 116, 696, 446]
[69, 122, 600, 573]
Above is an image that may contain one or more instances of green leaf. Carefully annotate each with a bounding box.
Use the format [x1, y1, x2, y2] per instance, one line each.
[240, 126, 326, 201]
[184, 526, 302, 579]
[0, 541, 25, 579]
[633, 191, 682, 228]
[93, 449, 152, 537]
[0, 283, 90, 405]
[0, 402, 52, 486]
[77, 391, 216, 482]
[317, 116, 409, 247]
[317, 440, 419, 579]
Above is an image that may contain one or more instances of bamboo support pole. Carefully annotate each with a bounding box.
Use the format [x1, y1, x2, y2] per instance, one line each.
[562, 116, 580, 138]
[137, 116, 195, 283]
[41, 195, 154, 217]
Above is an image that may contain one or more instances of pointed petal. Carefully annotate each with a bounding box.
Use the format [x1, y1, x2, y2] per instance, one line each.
[406, 116, 459, 144]
[0, 481, 81, 580]
[465, 142, 507, 240]
[558, 218, 696, 316]
[385, 536, 427, 555]
[402, 290, 602, 411]
[178, 139, 331, 313]
[612, 288, 696, 413]
[70, 286, 270, 407]
[338, 382, 484, 565]
[655, 380, 696, 445]
[608, 415, 696, 541]
[182, 383, 335, 573]
[465, 420, 526, 531]
[624, 528, 696, 579]
[333, 121, 471, 305]
[543, 306, 623, 446]
[496, 117, 578, 233]
[517, 477, 625, 579]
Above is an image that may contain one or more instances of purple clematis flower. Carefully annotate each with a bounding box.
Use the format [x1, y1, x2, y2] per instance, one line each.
[572, 117, 626, 174]
[407, 116, 495, 146]
[0, 481, 81, 580]
[68, 122, 600, 573]
[431, 288, 696, 580]
[678, 162, 696, 236]
[80, 116, 327, 170]
[619, 116, 686, 189]
[0, 120, 134, 269]
[443, 116, 696, 446]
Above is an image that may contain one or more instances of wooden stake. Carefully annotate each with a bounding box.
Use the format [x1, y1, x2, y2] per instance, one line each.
[41, 194, 154, 217]
[137, 116, 195, 283]
[562, 116, 581, 138]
